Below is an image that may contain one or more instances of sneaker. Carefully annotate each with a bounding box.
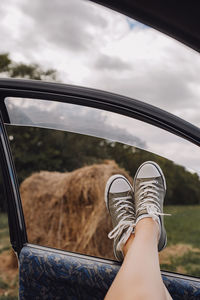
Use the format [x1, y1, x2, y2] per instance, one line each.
[105, 174, 135, 261]
[133, 161, 170, 251]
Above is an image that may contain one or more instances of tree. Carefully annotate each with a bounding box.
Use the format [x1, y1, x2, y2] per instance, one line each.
[0, 53, 57, 211]
[5, 125, 200, 206]
[0, 53, 11, 72]
[0, 53, 56, 81]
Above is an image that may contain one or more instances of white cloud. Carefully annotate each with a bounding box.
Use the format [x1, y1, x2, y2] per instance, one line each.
[1, 0, 200, 173]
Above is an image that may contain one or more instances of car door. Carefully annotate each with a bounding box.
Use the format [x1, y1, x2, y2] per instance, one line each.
[0, 78, 200, 299]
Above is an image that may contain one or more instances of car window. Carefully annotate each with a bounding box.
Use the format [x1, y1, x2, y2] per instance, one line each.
[5, 98, 200, 277]
[5, 97, 200, 174]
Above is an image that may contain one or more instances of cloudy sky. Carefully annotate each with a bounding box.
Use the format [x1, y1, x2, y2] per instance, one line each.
[1, 0, 200, 172]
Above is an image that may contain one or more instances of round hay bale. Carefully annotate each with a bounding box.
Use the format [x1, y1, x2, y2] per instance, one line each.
[20, 160, 132, 259]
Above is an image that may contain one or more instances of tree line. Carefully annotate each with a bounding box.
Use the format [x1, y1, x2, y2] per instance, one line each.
[5, 126, 200, 207]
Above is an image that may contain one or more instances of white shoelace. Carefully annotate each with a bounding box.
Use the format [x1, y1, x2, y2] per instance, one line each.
[137, 180, 171, 222]
[108, 195, 135, 251]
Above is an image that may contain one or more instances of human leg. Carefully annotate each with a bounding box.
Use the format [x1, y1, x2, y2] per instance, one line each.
[105, 218, 171, 300]
[104, 162, 172, 300]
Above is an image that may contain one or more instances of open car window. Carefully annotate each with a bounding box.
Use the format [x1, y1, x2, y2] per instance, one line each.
[4, 97, 200, 278]
[5, 97, 200, 175]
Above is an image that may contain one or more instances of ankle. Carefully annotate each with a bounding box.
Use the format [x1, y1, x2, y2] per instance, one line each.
[135, 217, 160, 242]
[122, 233, 135, 256]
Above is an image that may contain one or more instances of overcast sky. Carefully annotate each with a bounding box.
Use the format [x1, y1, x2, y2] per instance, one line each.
[1, 0, 200, 172]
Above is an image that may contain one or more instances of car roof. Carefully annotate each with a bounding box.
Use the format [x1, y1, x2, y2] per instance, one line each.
[91, 0, 200, 53]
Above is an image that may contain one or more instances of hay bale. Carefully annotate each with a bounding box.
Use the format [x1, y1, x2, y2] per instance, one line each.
[20, 160, 132, 259]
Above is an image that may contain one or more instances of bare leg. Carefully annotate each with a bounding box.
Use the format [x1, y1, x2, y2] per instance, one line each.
[105, 218, 172, 300]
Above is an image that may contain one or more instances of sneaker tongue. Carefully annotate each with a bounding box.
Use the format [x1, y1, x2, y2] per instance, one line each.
[137, 177, 159, 184]
[136, 208, 148, 219]
[125, 215, 135, 222]
[109, 190, 132, 198]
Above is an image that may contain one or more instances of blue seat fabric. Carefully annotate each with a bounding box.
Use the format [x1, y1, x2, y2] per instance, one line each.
[19, 245, 200, 300]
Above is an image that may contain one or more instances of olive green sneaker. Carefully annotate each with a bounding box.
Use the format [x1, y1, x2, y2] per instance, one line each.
[105, 174, 135, 261]
[133, 161, 170, 251]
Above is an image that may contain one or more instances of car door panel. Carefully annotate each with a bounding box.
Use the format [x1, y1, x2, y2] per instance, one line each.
[19, 244, 200, 300]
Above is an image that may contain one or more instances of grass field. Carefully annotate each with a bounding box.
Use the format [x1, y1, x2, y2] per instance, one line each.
[0, 214, 18, 300]
[0, 205, 200, 298]
[165, 205, 200, 247]
[159, 205, 200, 276]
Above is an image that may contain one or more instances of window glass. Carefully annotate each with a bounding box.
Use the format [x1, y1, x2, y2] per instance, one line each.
[5, 97, 200, 175]
[5, 98, 200, 277]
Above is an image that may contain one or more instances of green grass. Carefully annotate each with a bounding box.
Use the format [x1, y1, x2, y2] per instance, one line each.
[0, 214, 10, 255]
[161, 250, 200, 277]
[0, 213, 18, 299]
[173, 251, 200, 276]
[159, 205, 200, 277]
[0, 214, 9, 230]
[0, 278, 8, 289]
[164, 205, 200, 247]
[0, 228, 9, 239]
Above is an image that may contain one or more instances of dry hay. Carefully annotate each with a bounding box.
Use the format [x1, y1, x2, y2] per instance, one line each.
[0, 249, 18, 296]
[0, 249, 18, 275]
[20, 160, 132, 259]
[159, 243, 200, 264]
